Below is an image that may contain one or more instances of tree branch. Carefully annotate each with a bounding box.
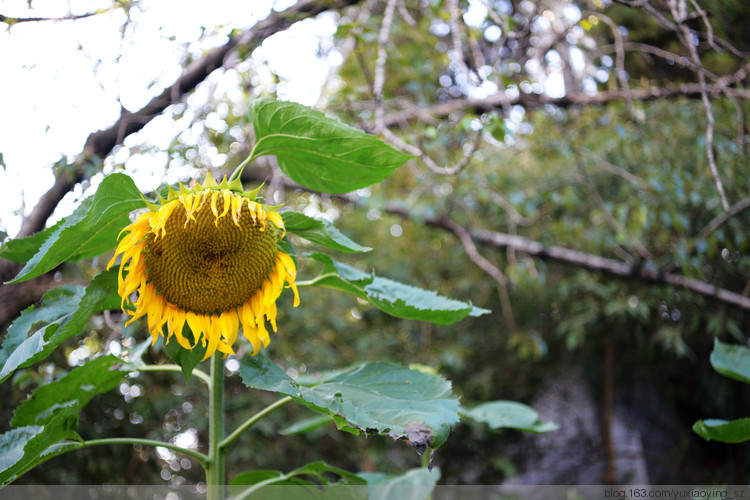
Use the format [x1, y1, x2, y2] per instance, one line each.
[353, 82, 750, 132]
[0, 0, 363, 328]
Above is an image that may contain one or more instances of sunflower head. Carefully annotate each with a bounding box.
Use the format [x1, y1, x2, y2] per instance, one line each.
[109, 174, 299, 360]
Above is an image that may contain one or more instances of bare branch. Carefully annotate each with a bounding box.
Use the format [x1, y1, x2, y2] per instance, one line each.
[0, 10, 106, 25]
[670, 0, 729, 211]
[442, 218, 518, 332]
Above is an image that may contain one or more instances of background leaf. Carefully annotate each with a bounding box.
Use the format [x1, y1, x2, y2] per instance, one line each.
[693, 418, 750, 443]
[461, 401, 558, 434]
[710, 338, 750, 384]
[12, 355, 130, 427]
[8, 173, 146, 283]
[239, 355, 460, 450]
[0, 269, 120, 383]
[249, 99, 413, 194]
[282, 212, 371, 253]
[304, 253, 490, 325]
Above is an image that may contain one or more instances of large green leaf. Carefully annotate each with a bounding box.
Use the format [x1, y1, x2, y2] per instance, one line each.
[461, 401, 558, 434]
[8, 173, 146, 283]
[12, 355, 129, 427]
[249, 99, 413, 194]
[0, 406, 81, 486]
[693, 418, 750, 443]
[282, 212, 371, 253]
[0, 219, 64, 264]
[304, 253, 490, 325]
[239, 356, 461, 450]
[710, 338, 750, 384]
[0, 269, 120, 383]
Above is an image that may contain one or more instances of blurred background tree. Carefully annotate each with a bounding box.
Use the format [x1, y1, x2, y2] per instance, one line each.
[1, 0, 750, 486]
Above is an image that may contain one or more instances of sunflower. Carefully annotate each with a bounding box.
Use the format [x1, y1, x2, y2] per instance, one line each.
[108, 175, 299, 360]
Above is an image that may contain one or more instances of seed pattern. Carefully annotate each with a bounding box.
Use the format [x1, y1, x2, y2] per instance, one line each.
[108, 184, 299, 359]
[144, 196, 281, 315]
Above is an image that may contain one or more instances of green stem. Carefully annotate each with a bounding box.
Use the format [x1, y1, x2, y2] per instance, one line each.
[136, 364, 211, 386]
[219, 396, 293, 451]
[81, 438, 210, 467]
[228, 143, 259, 183]
[206, 355, 226, 500]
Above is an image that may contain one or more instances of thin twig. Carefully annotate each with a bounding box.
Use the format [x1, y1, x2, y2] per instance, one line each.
[670, 0, 729, 211]
[442, 218, 518, 332]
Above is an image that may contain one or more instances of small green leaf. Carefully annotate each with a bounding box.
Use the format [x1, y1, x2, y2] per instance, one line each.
[358, 468, 440, 500]
[249, 99, 413, 194]
[461, 401, 558, 434]
[279, 414, 334, 435]
[12, 355, 129, 427]
[710, 338, 750, 384]
[239, 356, 461, 450]
[0, 406, 81, 486]
[0, 269, 120, 383]
[164, 329, 207, 381]
[693, 418, 750, 443]
[305, 253, 490, 325]
[282, 212, 371, 253]
[8, 173, 147, 283]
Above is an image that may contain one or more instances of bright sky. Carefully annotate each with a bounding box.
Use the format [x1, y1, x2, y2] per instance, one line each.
[0, 0, 338, 236]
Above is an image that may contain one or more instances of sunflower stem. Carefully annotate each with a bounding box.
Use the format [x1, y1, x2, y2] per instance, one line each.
[229, 142, 259, 183]
[206, 355, 226, 500]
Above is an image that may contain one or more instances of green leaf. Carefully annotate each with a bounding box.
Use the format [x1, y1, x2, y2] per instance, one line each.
[164, 328, 207, 381]
[710, 338, 750, 384]
[461, 401, 559, 434]
[693, 418, 750, 443]
[239, 356, 461, 450]
[0, 269, 121, 383]
[279, 414, 334, 435]
[0, 406, 81, 486]
[0, 220, 64, 263]
[12, 355, 129, 427]
[305, 253, 490, 325]
[8, 173, 147, 283]
[249, 99, 413, 194]
[229, 462, 366, 500]
[282, 212, 371, 253]
[358, 468, 440, 500]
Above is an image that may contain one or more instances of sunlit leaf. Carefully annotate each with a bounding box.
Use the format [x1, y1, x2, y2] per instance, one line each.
[710, 338, 750, 384]
[0, 269, 120, 383]
[693, 418, 750, 443]
[304, 253, 490, 325]
[8, 173, 146, 283]
[0, 219, 64, 264]
[0, 406, 81, 486]
[461, 401, 558, 434]
[239, 356, 460, 450]
[249, 99, 413, 194]
[282, 211, 371, 253]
